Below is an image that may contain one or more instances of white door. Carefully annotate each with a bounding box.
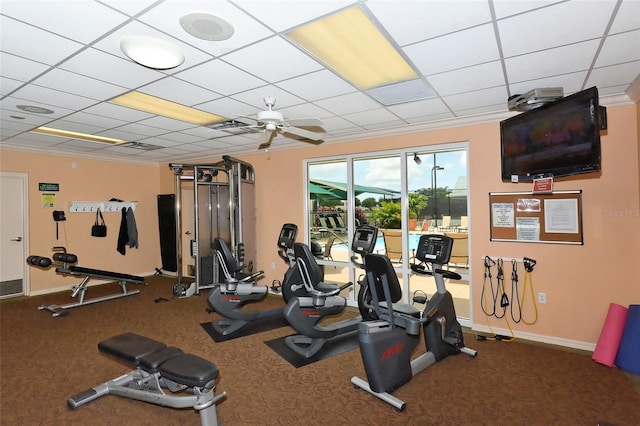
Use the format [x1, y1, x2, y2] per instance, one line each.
[0, 172, 28, 297]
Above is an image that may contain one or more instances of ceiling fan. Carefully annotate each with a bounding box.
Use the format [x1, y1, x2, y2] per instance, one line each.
[238, 96, 325, 150]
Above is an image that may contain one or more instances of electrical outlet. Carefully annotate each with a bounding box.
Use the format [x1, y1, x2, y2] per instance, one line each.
[538, 292, 547, 304]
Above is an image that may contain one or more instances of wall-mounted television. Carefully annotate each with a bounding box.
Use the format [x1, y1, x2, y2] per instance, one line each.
[500, 86, 605, 182]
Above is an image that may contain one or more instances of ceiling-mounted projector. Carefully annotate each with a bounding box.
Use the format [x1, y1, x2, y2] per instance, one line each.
[508, 87, 564, 111]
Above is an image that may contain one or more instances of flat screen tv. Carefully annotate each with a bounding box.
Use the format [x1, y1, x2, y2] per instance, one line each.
[500, 86, 604, 182]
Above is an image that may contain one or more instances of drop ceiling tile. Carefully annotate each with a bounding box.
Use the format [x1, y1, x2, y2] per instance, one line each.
[275, 70, 355, 101]
[404, 24, 500, 75]
[32, 69, 129, 101]
[367, 0, 492, 46]
[223, 36, 323, 83]
[96, 128, 147, 141]
[405, 112, 454, 124]
[195, 96, 259, 119]
[609, 0, 640, 34]
[137, 0, 274, 55]
[234, 0, 356, 32]
[0, 107, 60, 127]
[1, 77, 24, 96]
[155, 131, 208, 144]
[0, 15, 83, 65]
[136, 116, 199, 132]
[0, 52, 51, 83]
[498, 1, 617, 57]
[505, 40, 600, 84]
[342, 108, 399, 127]
[10, 84, 98, 111]
[279, 103, 333, 120]
[99, 0, 159, 17]
[387, 98, 450, 120]
[59, 47, 164, 88]
[0, 0, 128, 43]
[0, 118, 34, 133]
[443, 86, 509, 112]
[492, 0, 563, 19]
[314, 92, 380, 115]
[429, 61, 505, 96]
[113, 122, 169, 137]
[138, 77, 222, 106]
[62, 111, 128, 129]
[320, 115, 363, 132]
[175, 60, 265, 96]
[596, 30, 640, 67]
[49, 140, 105, 152]
[6, 131, 70, 146]
[587, 61, 640, 89]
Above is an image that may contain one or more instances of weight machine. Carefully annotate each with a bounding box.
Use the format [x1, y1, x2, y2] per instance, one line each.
[169, 156, 256, 297]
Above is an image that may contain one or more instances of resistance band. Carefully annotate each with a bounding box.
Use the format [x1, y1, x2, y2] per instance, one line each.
[520, 257, 538, 325]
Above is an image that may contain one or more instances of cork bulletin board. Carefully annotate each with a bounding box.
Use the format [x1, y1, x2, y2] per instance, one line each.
[489, 190, 583, 244]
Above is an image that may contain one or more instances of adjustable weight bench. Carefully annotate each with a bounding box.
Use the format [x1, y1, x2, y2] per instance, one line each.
[68, 333, 226, 426]
[27, 246, 143, 317]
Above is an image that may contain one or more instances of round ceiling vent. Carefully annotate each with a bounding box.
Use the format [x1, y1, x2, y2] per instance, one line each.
[180, 12, 234, 41]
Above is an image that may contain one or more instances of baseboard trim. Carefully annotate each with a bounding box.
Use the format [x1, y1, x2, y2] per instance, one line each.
[472, 324, 596, 352]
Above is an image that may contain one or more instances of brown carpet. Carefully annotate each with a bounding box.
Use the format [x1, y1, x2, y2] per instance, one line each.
[1, 275, 639, 425]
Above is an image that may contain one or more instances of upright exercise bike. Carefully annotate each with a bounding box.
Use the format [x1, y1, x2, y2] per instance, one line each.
[351, 234, 476, 411]
[282, 225, 378, 358]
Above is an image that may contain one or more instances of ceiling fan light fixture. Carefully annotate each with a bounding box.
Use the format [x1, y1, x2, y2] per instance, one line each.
[287, 6, 416, 89]
[120, 36, 185, 70]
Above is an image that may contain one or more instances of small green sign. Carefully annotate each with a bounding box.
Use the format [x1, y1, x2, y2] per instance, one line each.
[39, 182, 59, 192]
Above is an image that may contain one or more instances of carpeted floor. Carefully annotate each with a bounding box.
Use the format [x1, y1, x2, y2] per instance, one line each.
[1, 275, 639, 425]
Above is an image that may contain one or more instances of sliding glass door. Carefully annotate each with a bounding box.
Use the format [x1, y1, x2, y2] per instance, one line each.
[304, 145, 470, 320]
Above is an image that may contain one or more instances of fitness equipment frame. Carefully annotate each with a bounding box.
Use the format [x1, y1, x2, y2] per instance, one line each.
[282, 225, 378, 358]
[170, 156, 256, 296]
[68, 332, 226, 426]
[27, 247, 143, 317]
[351, 234, 476, 411]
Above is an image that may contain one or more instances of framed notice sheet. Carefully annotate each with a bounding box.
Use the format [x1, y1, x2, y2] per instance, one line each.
[489, 190, 583, 244]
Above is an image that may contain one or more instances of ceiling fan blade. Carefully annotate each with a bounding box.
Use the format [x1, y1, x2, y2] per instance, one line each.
[286, 118, 324, 128]
[282, 126, 324, 142]
[257, 129, 276, 150]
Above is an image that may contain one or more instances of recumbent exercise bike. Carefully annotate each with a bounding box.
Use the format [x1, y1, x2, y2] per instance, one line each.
[351, 234, 476, 411]
[282, 225, 379, 358]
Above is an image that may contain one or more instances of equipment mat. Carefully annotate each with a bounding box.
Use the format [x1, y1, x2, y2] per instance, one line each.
[264, 331, 359, 368]
[200, 316, 290, 343]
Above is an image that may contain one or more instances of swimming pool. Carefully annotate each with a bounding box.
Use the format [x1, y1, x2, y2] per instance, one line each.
[333, 233, 424, 253]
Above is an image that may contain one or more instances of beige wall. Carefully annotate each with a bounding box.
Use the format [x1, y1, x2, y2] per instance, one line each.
[2, 102, 638, 346]
[233, 103, 639, 346]
[0, 151, 163, 293]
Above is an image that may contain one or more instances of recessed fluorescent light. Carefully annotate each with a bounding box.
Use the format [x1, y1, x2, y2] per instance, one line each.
[120, 36, 185, 70]
[287, 7, 416, 89]
[110, 91, 225, 125]
[31, 127, 125, 145]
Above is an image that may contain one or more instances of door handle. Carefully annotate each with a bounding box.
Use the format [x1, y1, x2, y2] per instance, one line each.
[10, 236, 23, 242]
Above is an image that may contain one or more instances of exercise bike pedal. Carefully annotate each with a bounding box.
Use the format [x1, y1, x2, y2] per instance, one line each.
[412, 295, 428, 304]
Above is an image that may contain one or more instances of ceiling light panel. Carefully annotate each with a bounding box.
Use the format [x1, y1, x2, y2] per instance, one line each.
[31, 126, 126, 144]
[287, 7, 416, 89]
[110, 91, 225, 125]
[120, 36, 185, 70]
